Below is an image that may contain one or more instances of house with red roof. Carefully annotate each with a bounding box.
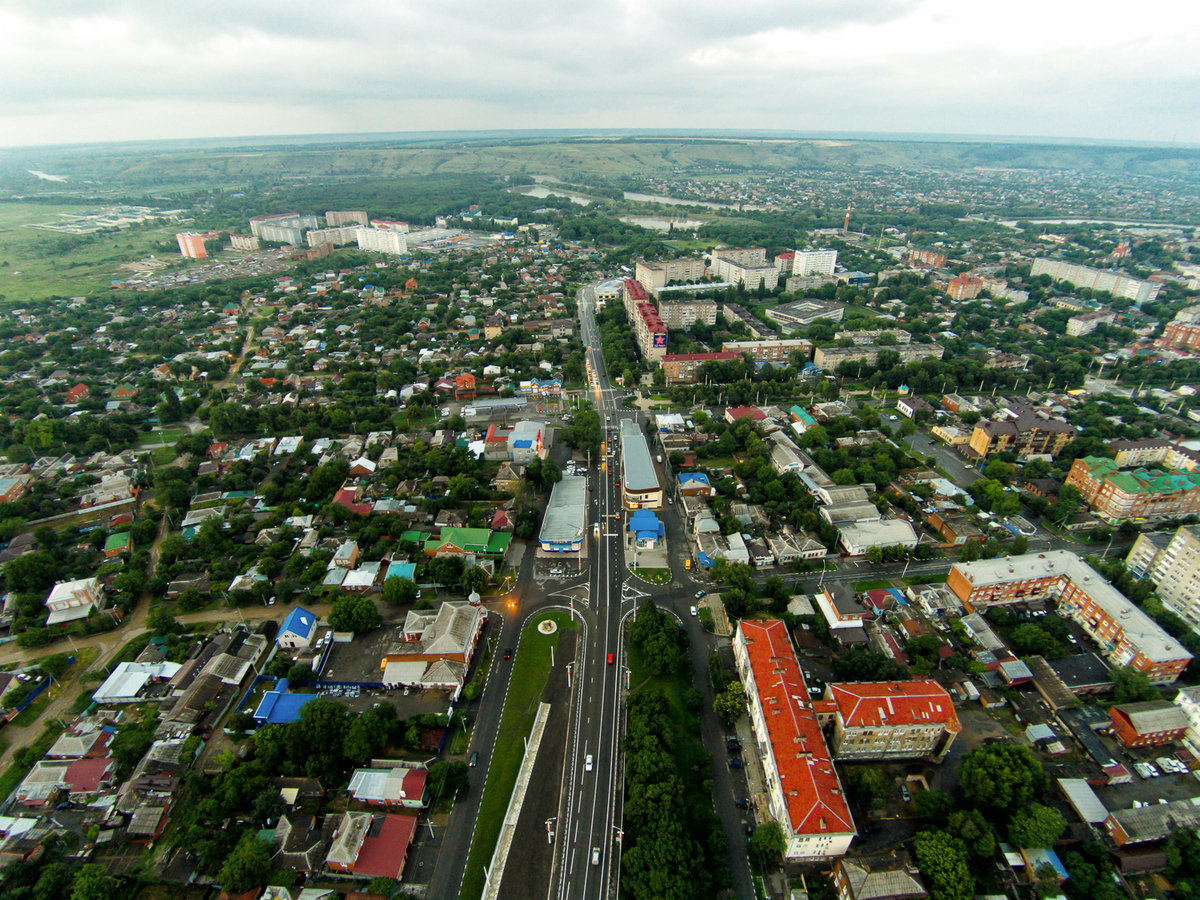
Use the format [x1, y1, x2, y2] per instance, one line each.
[817, 681, 960, 761]
[725, 406, 766, 424]
[65, 383, 90, 404]
[733, 619, 855, 861]
[333, 484, 373, 517]
[325, 811, 418, 880]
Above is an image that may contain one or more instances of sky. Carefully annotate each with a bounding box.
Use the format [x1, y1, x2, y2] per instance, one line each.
[2, 0, 1199, 148]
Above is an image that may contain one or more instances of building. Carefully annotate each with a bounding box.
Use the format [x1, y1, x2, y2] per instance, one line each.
[620, 418, 662, 510]
[305, 225, 360, 248]
[325, 811, 418, 880]
[628, 510, 665, 548]
[813, 344, 944, 369]
[1157, 306, 1200, 351]
[657, 298, 718, 328]
[1126, 525, 1200, 624]
[661, 352, 739, 385]
[325, 210, 368, 227]
[765, 300, 846, 330]
[838, 519, 919, 556]
[712, 256, 779, 291]
[946, 275, 983, 301]
[539, 476, 587, 552]
[634, 257, 705, 294]
[229, 233, 259, 250]
[721, 339, 813, 363]
[967, 401, 1077, 459]
[832, 858, 927, 900]
[44, 577, 101, 626]
[1106, 799, 1200, 846]
[1109, 701, 1189, 748]
[1066, 310, 1116, 336]
[907, 248, 947, 268]
[175, 232, 212, 259]
[819, 681, 959, 761]
[733, 620, 855, 861]
[422, 527, 511, 560]
[897, 397, 933, 419]
[1065, 457, 1200, 524]
[249, 213, 318, 245]
[677, 472, 715, 497]
[356, 227, 409, 255]
[814, 584, 868, 631]
[347, 765, 428, 809]
[278, 607, 318, 649]
[768, 431, 806, 476]
[1173, 686, 1200, 757]
[793, 249, 839, 276]
[1031, 258, 1162, 304]
[947, 551, 1191, 683]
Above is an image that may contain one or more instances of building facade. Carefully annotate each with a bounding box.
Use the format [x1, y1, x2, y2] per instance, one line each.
[793, 249, 838, 276]
[1031, 258, 1162, 304]
[819, 681, 959, 761]
[634, 257, 706, 294]
[1125, 525, 1200, 624]
[657, 298, 718, 328]
[356, 227, 409, 255]
[721, 339, 813, 363]
[966, 403, 1077, 459]
[813, 344, 944, 369]
[661, 352, 739, 385]
[1065, 457, 1200, 523]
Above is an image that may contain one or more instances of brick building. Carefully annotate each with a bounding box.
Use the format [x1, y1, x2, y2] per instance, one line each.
[818, 681, 959, 761]
[661, 352, 739, 385]
[1065, 456, 1200, 524]
[1109, 701, 1189, 748]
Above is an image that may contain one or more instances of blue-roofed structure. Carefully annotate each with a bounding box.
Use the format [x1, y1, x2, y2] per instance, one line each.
[386, 561, 416, 581]
[279, 606, 317, 649]
[628, 510, 664, 548]
[253, 678, 316, 725]
[678, 472, 714, 497]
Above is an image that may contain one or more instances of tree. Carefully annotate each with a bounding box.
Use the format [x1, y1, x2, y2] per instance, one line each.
[1112, 665, 1159, 703]
[147, 605, 178, 636]
[913, 830, 975, 900]
[366, 877, 396, 895]
[382, 576, 419, 605]
[70, 865, 119, 900]
[1008, 803, 1066, 848]
[845, 766, 888, 812]
[328, 595, 382, 633]
[713, 681, 746, 726]
[749, 821, 786, 868]
[217, 832, 273, 894]
[948, 809, 996, 858]
[914, 788, 954, 824]
[959, 743, 1047, 814]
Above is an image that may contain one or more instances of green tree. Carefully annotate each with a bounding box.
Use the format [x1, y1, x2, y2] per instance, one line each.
[959, 743, 1047, 814]
[947, 809, 996, 858]
[913, 830, 975, 900]
[914, 788, 954, 824]
[328, 595, 382, 633]
[217, 832, 273, 894]
[749, 821, 786, 868]
[1008, 803, 1066, 848]
[70, 865, 119, 900]
[713, 681, 746, 726]
[1111, 665, 1159, 703]
[382, 575, 419, 605]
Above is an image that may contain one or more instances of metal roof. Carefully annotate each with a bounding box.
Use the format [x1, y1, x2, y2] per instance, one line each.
[619, 419, 659, 493]
[1057, 778, 1109, 824]
[539, 476, 587, 544]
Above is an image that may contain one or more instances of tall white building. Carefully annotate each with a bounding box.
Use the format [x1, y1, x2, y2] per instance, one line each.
[1126, 525, 1200, 624]
[306, 225, 361, 248]
[793, 249, 838, 277]
[356, 227, 409, 256]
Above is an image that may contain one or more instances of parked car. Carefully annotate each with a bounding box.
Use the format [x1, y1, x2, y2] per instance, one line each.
[900, 785, 912, 802]
[734, 799, 749, 809]
[694, 590, 706, 599]
[690, 606, 698, 617]
[729, 759, 745, 769]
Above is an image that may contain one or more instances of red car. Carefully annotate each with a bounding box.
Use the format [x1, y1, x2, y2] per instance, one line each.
[607, 653, 614, 664]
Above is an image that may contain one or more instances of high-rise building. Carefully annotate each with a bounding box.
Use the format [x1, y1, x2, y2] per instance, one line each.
[176, 232, 209, 259]
[793, 249, 838, 276]
[634, 258, 705, 294]
[306, 225, 361, 248]
[1125, 525, 1200, 624]
[356, 227, 409, 256]
[249, 213, 318, 245]
[1031, 258, 1162, 304]
[325, 210, 369, 227]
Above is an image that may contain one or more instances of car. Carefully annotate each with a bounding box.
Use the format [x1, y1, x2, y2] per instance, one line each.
[734, 798, 749, 809]
[726, 736, 741, 747]
[727, 745, 741, 755]
[591, 847, 601, 866]
[503, 647, 513, 661]
[694, 590, 706, 599]
[469, 751, 479, 767]
[607, 652, 614, 664]
[1146, 763, 1161, 777]
[729, 759, 745, 769]
[585, 754, 593, 772]
[690, 606, 698, 617]
[889, 415, 898, 421]
[900, 785, 912, 802]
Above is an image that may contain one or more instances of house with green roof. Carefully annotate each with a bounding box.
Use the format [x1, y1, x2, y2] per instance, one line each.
[423, 527, 511, 560]
[104, 532, 131, 557]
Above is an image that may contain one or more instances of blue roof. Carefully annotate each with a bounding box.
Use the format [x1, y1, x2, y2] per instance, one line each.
[628, 510, 664, 538]
[280, 606, 317, 641]
[678, 472, 710, 485]
[386, 561, 416, 581]
[513, 439, 533, 448]
[253, 686, 315, 725]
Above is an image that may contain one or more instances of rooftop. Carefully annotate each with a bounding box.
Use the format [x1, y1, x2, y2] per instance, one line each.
[828, 681, 960, 732]
[619, 418, 659, 493]
[540, 476, 587, 544]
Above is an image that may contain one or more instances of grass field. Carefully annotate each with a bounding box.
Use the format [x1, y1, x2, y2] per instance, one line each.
[850, 578, 894, 592]
[0, 201, 181, 300]
[0, 727, 58, 803]
[138, 428, 185, 446]
[459, 610, 575, 900]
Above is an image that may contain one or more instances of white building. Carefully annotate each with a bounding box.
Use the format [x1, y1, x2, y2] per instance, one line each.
[837, 519, 919, 556]
[1174, 686, 1200, 758]
[356, 227, 409, 256]
[44, 578, 102, 626]
[793, 249, 839, 277]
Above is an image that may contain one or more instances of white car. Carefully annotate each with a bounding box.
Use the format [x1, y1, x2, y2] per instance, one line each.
[690, 606, 698, 617]
[585, 754, 593, 772]
[591, 847, 601, 866]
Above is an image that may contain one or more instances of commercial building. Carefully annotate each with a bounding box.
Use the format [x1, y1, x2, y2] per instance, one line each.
[620, 419, 662, 510]
[634, 257, 705, 294]
[1066, 456, 1200, 524]
[306, 225, 360, 248]
[765, 300, 845, 330]
[356, 227, 409, 256]
[661, 352, 739, 385]
[813, 344, 944, 369]
[733, 620, 855, 861]
[1106, 799, 1200, 847]
[382, 601, 486, 691]
[1125, 525, 1200, 624]
[1031, 257, 1162, 304]
[819, 681, 959, 761]
[44, 577, 102, 626]
[837, 519, 919, 556]
[325, 210, 368, 227]
[1108, 701, 1188, 748]
[721, 339, 813, 363]
[539, 476, 587, 552]
[966, 401, 1077, 460]
[793, 249, 838, 276]
[947, 551, 1191, 683]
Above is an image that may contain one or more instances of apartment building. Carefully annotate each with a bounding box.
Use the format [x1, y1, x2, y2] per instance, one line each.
[812, 343, 944, 369]
[1157, 306, 1200, 352]
[712, 258, 779, 291]
[1065, 457, 1200, 523]
[229, 233, 259, 251]
[966, 401, 1076, 460]
[1125, 525, 1200, 623]
[661, 352, 739, 385]
[793, 249, 838, 276]
[658, 298, 717, 328]
[176, 232, 213, 259]
[249, 213, 318, 245]
[907, 248, 947, 268]
[722, 304, 776, 340]
[947, 551, 1191, 683]
[733, 620, 855, 861]
[306, 225, 360, 249]
[1066, 310, 1116, 336]
[721, 339, 813, 363]
[1031, 258, 1162, 304]
[634, 257, 705, 294]
[356, 227, 409, 256]
[1172, 686, 1200, 757]
[818, 681, 960, 761]
[946, 276, 983, 301]
[324, 210, 368, 227]
[711, 247, 768, 268]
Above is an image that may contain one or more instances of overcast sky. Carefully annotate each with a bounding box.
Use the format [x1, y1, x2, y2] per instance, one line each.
[2, 0, 1199, 148]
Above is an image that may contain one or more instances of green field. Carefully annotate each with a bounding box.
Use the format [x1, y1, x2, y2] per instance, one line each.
[0, 201, 182, 300]
[459, 611, 574, 900]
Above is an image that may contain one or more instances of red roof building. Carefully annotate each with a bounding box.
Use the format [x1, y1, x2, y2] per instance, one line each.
[1109, 701, 1189, 748]
[733, 620, 855, 861]
[455, 372, 476, 399]
[65, 383, 89, 404]
[333, 485, 373, 517]
[661, 352, 740, 385]
[819, 681, 960, 761]
[725, 406, 767, 424]
[326, 812, 418, 880]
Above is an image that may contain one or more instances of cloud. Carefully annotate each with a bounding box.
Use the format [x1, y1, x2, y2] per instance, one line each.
[0, 0, 1198, 146]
